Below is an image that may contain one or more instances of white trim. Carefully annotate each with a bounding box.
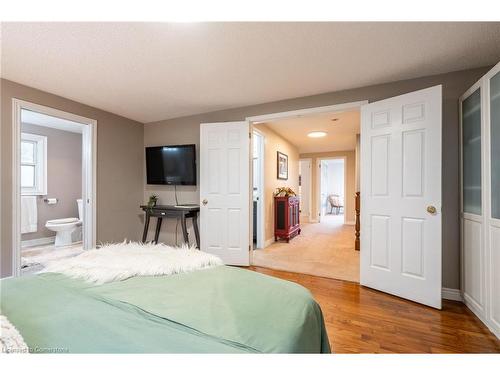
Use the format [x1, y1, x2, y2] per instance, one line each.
[251, 128, 266, 250]
[246, 101, 368, 123]
[299, 158, 313, 223]
[12, 99, 97, 277]
[21, 236, 55, 248]
[442, 288, 463, 302]
[317, 156, 347, 224]
[20, 132, 47, 196]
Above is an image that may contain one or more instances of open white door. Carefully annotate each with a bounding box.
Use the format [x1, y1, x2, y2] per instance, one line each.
[360, 85, 442, 308]
[200, 121, 250, 265]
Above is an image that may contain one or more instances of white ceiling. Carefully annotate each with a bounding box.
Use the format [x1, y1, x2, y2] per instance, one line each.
[21, 109, 85, 133]
[2, 22, 500, 123]
[264, 110, 360, 153]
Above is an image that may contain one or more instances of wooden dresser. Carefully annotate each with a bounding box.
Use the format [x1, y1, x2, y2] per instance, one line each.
[274, 196, 301, 242]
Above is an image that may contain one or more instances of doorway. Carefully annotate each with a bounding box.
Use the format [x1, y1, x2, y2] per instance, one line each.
[247, 102, 364, 282]
[318, 157, 346, 225]
[12, 100, 96, 277]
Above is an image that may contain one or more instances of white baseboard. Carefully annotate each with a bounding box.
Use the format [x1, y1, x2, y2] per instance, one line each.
[463, 293, 500, 340]
[442, 287, 463, 302]
[21, 236, 55, 249]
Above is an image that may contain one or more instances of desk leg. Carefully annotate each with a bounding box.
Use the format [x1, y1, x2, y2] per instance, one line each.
[180, 216, 189, 245]
[192, 213, 200, 249]
[142, 212, 150, 243]
[154, 217, 163, 244]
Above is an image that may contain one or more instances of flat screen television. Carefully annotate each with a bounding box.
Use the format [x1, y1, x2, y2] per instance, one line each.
[145, 144, 196, 185]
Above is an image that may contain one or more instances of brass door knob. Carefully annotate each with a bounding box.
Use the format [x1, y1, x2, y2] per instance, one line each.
[202, 199, 208, 206]
[427, 205, 437, 214]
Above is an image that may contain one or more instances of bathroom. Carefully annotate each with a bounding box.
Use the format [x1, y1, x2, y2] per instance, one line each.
[20, 109, 85, 275]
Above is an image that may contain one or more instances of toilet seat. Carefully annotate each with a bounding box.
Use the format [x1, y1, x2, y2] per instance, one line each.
[46, 217, 81, 226]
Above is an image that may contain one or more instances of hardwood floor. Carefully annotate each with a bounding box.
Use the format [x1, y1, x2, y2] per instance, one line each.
[249, 266, 500, 353]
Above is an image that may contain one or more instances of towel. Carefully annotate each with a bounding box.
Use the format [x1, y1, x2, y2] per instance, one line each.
[21, 196, 37, 234]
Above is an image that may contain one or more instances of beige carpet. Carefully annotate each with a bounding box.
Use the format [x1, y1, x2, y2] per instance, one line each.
[252, 215, 360, 282]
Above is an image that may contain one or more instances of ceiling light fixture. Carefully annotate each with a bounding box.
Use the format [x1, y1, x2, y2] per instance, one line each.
[307, 131, 327, 138]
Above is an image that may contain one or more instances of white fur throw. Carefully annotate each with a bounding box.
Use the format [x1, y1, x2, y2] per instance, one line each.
[41, 241, 224, 284]
[1, 315, 28, 354]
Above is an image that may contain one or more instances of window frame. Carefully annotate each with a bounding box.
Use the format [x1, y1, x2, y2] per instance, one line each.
[20, 132, 47, 196]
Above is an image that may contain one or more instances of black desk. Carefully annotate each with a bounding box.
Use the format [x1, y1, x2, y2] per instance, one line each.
[140, 205, 200, 248]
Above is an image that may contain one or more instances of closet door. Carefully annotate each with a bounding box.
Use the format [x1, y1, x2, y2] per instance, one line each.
[460, 83, 486, 318]
[486, 63, 500, 337]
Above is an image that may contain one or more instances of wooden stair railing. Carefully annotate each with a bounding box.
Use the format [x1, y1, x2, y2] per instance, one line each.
[355, 192, 360, 251]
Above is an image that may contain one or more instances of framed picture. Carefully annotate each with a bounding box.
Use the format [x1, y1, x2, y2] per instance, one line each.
[277, 151, 288, 180]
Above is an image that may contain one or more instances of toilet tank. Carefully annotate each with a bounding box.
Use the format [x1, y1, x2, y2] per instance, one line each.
[77, 199, 83, 220]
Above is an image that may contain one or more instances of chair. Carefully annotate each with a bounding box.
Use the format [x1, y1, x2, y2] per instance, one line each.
[327, 194, 343, 215]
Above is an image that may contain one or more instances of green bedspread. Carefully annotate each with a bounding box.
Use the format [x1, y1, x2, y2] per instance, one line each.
[0, 266, 330, 353]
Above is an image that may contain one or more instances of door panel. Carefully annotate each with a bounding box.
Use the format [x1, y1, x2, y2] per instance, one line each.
[402, 130, 424, 197]
[200, 122, 250, 265]
[463, 218, 484, 311]
[401, 217, 424, 278]
[490, 226, 500, 328]
[462, 89, 482, 215]
[361, 85, 442, 309]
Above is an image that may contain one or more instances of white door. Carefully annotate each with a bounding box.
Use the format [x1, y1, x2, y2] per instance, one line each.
[200, 121, 250, 265]
[360, 85, 442, 309]
[299, 159, 311, 221]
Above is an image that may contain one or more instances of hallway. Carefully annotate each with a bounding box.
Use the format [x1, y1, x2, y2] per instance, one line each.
[252, 214, 359, 282]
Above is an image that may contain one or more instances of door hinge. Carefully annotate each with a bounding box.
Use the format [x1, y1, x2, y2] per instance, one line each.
[249, 132, 252, 139]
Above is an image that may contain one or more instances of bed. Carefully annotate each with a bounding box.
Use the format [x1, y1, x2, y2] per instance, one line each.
[0, 244, 330, 354]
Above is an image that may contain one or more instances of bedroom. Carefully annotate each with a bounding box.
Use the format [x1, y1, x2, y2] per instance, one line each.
[0, 6, 500, 371]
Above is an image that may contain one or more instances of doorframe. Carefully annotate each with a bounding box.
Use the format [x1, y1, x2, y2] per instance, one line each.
[252, 128, 266, 249]
[11, 99, 97, 277]
[299, 158, 313, 223]
[246, 100, 367, 254]
[317, 156, 348, 224]
[246, 101, 368, 123]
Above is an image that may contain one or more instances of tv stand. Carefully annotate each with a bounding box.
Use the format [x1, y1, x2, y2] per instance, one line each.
[140, 205, 200, 248]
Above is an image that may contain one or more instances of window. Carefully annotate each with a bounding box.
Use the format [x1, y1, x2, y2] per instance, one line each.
[21, 133, 47, 195]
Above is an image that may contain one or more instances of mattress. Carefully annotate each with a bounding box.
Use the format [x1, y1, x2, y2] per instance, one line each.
[0, 266, 330, 353]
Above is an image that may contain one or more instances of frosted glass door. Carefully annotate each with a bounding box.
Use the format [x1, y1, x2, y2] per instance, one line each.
[462, 89, 482, 215]
[491, 71, 500, 219]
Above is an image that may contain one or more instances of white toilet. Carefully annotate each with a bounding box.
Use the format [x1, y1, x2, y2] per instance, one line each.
[46, 199, 83, 247]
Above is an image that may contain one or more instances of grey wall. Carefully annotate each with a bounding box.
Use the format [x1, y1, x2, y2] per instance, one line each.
[1, 79, 144, 277]
[20, 123, 82, 241]
[144, 66, 491, 289]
